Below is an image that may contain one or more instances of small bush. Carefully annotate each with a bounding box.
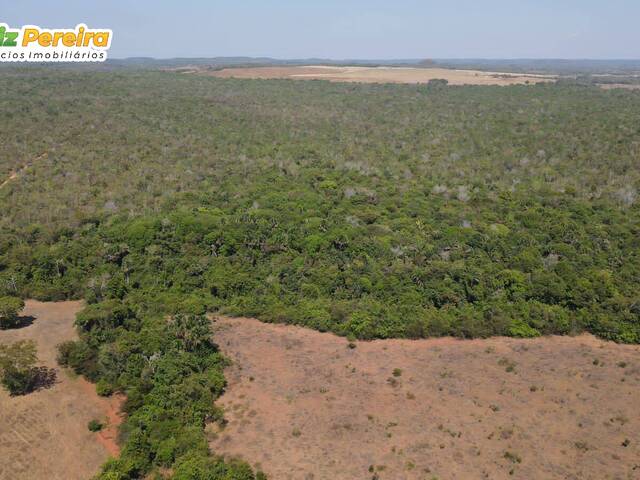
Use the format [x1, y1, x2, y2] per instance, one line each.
[2, 367, 38, 395]
[88, 419, 104, 432]
[0, 296, 25, 329]
[96, 379, 114, 397]
[0, 340, 38, 395]
[498, 357, 517, 373]
[56, 340, 98, 379]
[508, 320, 540, 338]
[504, 451, 522, 464]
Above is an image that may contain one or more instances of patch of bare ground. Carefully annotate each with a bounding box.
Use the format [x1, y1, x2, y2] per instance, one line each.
[0, 301, 124, 480]
[204, 66, 555, 86]
[600, 84, 640, 90]
[210, 316, 640, 480]
[0, 171, 19, 189]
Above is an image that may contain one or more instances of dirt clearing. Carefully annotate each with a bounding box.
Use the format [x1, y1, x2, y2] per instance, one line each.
[0, 301, 124, 480]
[600, 84, 640, 90]
[210, 316, 640, 480]
[205, 66, 555, 86]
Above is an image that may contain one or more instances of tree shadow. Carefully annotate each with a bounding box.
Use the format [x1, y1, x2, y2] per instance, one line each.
[0, 315, 36, 330]
[31, 366, 58, 392]
[4, 367, 58, 396]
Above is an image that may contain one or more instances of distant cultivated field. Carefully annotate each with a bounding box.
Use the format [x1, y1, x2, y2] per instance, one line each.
[211, 317, 640, 480]
[0, 301, 123, 480]
[206, 65, 556, 85]
[600, 84, 640, 90]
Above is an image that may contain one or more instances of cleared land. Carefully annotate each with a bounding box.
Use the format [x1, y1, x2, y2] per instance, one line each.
[600, 84, 640, 90]
[206, 66, 555, 85]
[0, 301, 124, 480]
[210, 317, 640, 480]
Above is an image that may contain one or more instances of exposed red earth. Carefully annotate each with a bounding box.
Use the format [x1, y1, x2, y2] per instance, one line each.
[210, 316, 640, 480]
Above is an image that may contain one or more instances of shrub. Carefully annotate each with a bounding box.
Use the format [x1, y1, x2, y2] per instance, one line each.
[0, 340, 38, 395]
[88, 419, 104, 432]
[172, 453, 258, 480]
[2, 367, 38, 395]
[96, 379, 115, 397]
[0, 296, 25, 329]
[508, 319, 541, 338]
[75, 300, 133, 335]
[56, 340, 98, 379]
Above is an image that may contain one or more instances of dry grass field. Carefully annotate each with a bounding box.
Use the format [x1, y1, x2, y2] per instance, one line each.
[205, 66, 555, 86]
[0, 301, 124, 480]
[210, 316, 640, 480]
[600, 84, 640, 90]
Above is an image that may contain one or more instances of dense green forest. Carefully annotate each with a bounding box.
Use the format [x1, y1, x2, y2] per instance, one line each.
[1, 69, 639, 478]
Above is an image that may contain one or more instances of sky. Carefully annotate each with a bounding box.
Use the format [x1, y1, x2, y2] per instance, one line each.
[3, 0, 639, 59]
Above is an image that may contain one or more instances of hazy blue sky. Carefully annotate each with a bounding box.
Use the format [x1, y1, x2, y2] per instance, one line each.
[3, 0, 639, 59]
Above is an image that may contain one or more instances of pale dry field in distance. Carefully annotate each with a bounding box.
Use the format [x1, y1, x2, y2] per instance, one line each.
[205, 65, 556, 86]
[600, 84, 640, 90]
[0, 301, 123, 480]
[210, 316, 640, 480]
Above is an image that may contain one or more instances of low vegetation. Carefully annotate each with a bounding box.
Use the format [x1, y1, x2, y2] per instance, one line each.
[88, 419, 104, 432]
[0, 296, 25, 329]
[0, 340, 39, 395]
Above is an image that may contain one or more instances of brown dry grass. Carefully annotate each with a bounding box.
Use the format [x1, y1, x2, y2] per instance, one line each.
[600, 84, 640, 90]
[205, 66, 555, 86]
[210, 316, 640, 480]
[0, 301, 124, 480]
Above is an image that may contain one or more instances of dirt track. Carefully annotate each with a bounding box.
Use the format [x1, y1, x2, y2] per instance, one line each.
[210, 316, 640, 480]
[206, 66, 555, 86]
[0, 152, 47, 190]
[0, 301, 124, 480]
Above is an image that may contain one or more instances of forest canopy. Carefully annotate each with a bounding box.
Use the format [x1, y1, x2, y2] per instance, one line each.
[1, 70, 638, 343]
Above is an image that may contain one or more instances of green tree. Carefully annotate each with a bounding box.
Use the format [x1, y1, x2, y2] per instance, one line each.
[168, 314, 212, 352]
[0, 340, 38, 395]
[0, 296, 25, 329]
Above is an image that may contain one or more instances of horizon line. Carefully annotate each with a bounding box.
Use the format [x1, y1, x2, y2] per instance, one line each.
[108, 56, 640, 61]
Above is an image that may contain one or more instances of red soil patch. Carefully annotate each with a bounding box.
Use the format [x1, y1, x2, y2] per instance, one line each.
[0, 300, 124, 480]
[78, 377, 125, 457]
[210, 316, 640, 480]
